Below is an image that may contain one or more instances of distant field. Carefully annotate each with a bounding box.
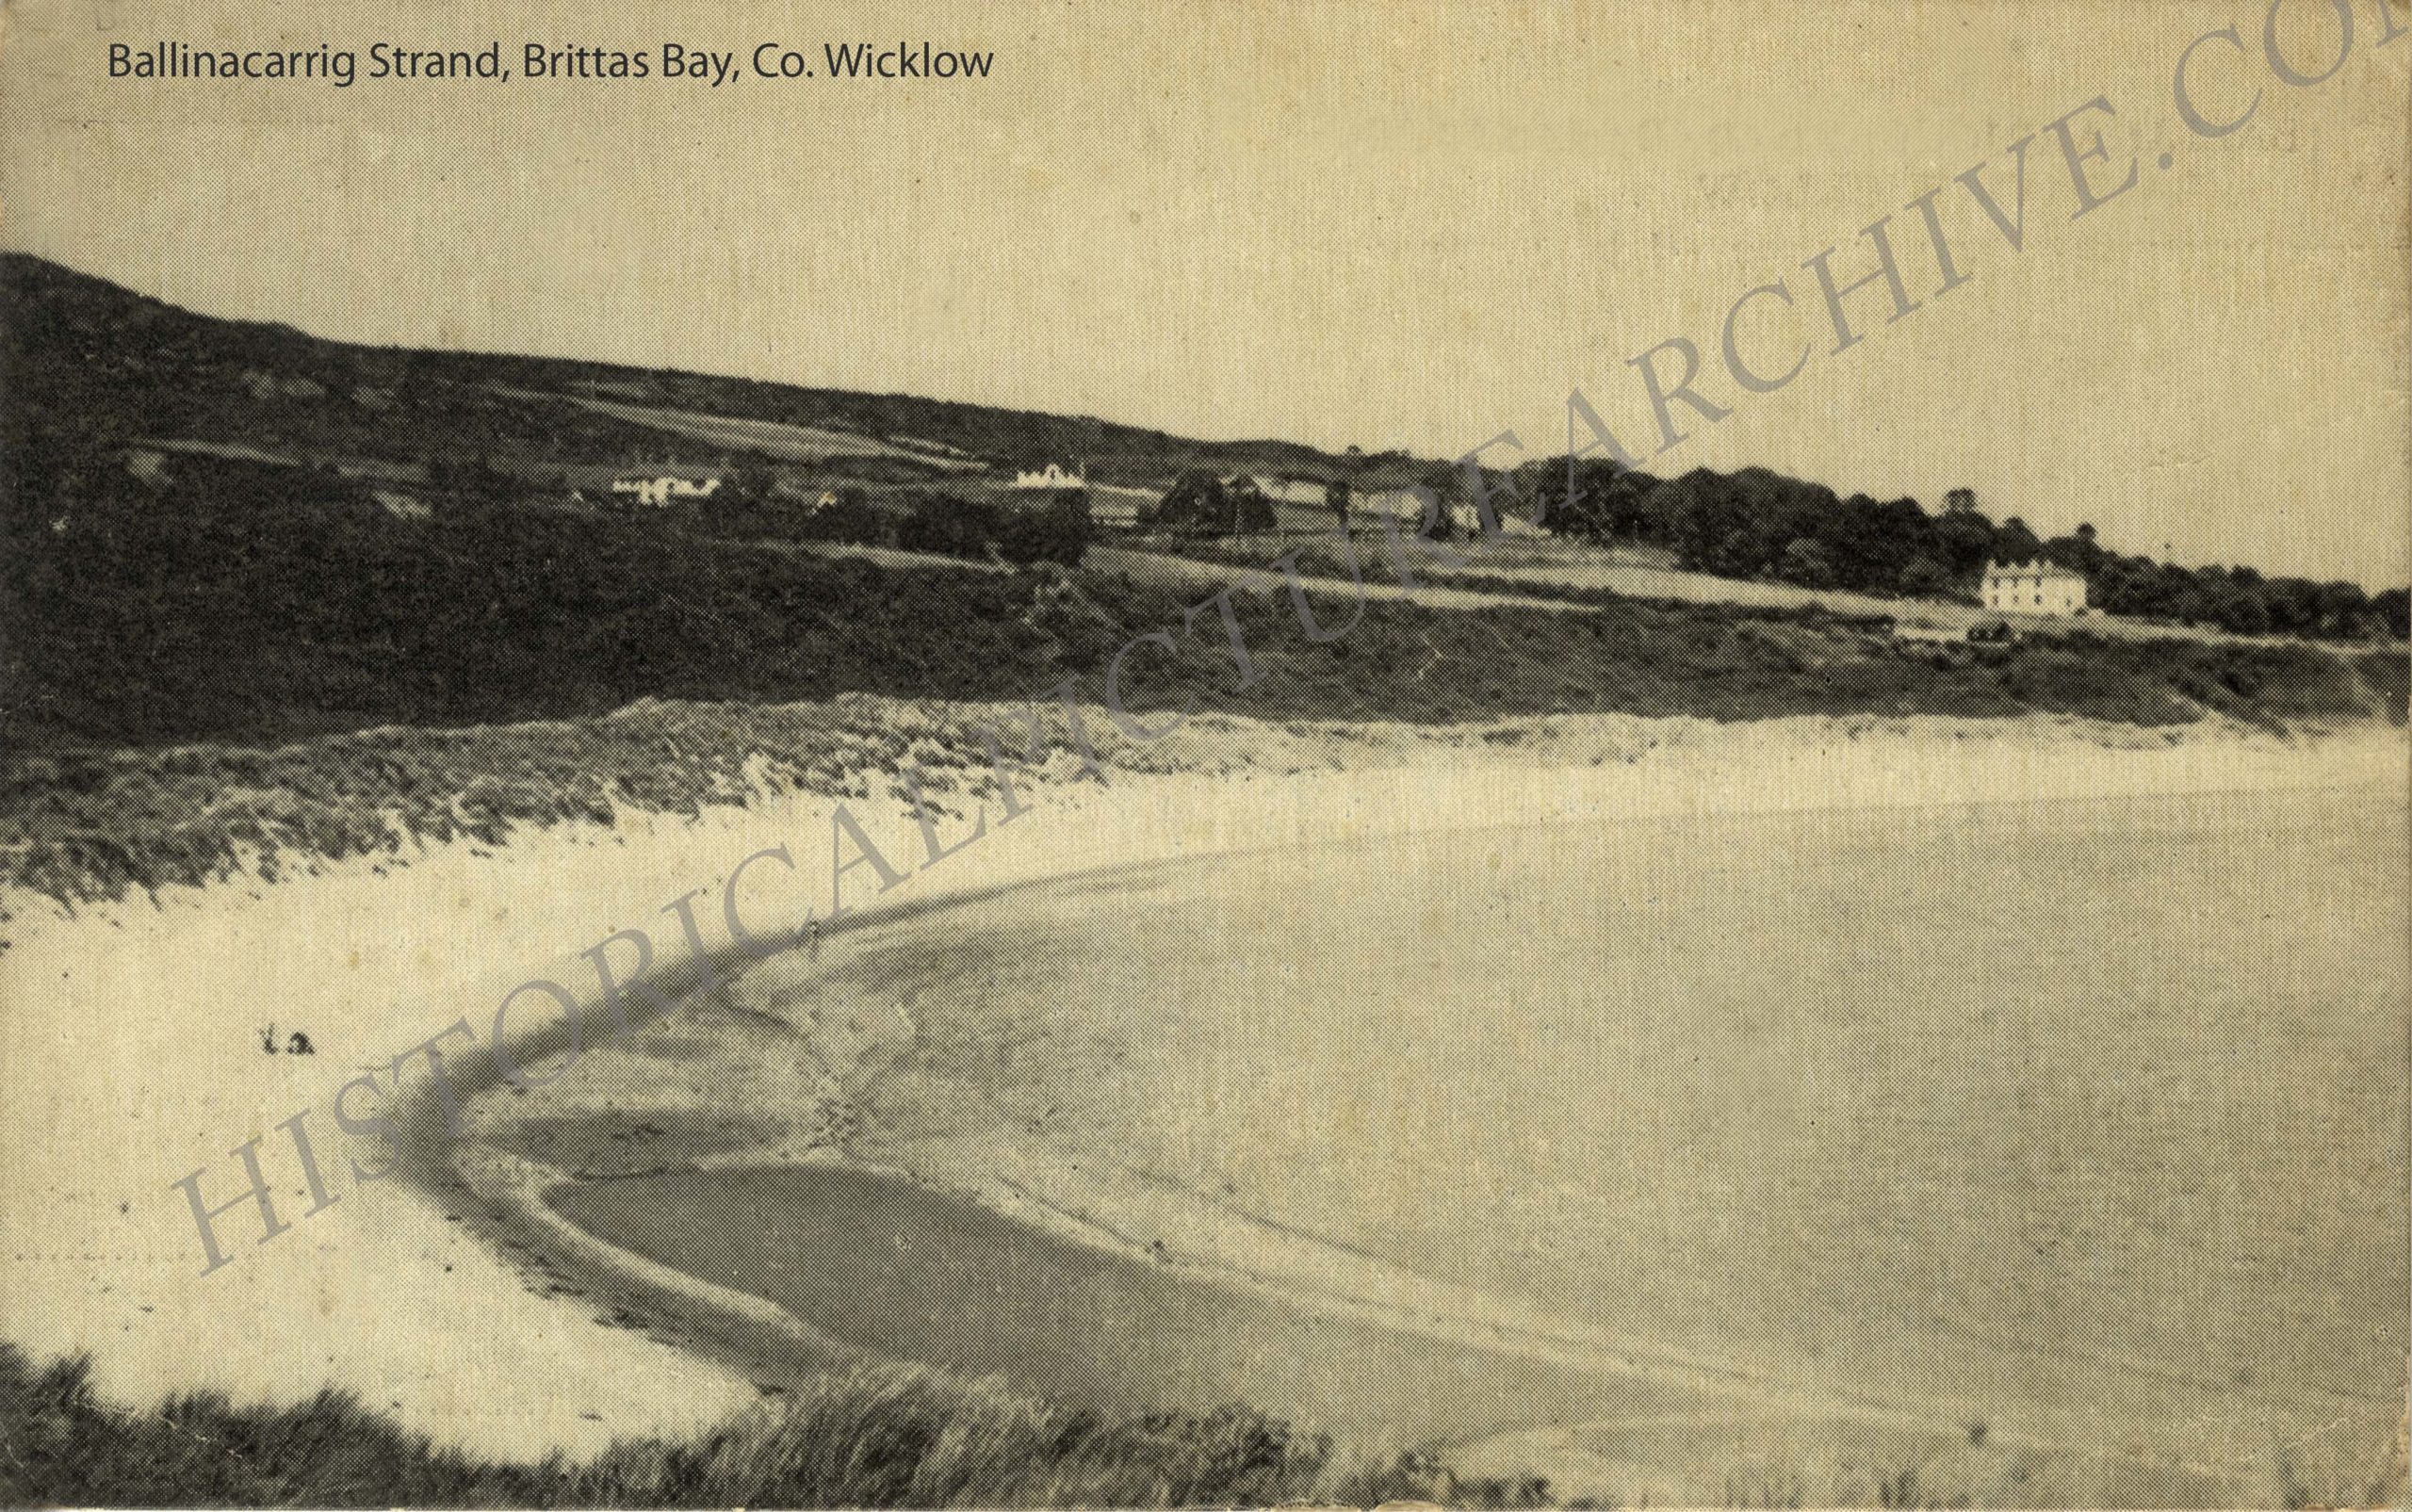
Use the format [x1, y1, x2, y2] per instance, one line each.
[793, 539, 1008, 574]
[1439, 549, 1964, 619]
[133, 436, 302, 467]
[1086, 545, 1590, 615]
[1192, 526, 2351, 652]
[490, 385, 986, 469]
[1154, 526, 1954, 617]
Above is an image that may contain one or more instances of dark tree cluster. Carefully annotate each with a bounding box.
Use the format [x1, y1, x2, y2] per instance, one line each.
[682, 480, 1090, 569]
[888, 490, 1091, 565]
[3, 428, 2399, 758]
[996, 489, 1094, 566]
[1153, 470, 1278, 537]
[1521, 459, 2402, 642]
[0, 434, 1106, 748]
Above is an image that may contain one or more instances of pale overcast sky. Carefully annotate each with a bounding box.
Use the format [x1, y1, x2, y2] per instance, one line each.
[3, 0, 2404, 581]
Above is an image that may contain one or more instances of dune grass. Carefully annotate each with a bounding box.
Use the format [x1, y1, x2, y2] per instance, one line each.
[0, 1342, 1573, 1508]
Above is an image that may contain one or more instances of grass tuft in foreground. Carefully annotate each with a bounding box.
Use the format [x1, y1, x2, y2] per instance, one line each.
[0, 1342, 1565, 1508]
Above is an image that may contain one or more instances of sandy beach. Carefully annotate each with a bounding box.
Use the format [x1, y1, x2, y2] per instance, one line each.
[2, 703, 2403, 1489]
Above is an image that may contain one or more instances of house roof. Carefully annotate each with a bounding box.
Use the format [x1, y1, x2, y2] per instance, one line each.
[1986, 559, 2086, 580]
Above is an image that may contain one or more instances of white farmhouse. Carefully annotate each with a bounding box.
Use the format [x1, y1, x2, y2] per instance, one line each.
[611, 473, 722, 507]
[1012, 462, 1084, 490]
[1983, 559, 2089, 614]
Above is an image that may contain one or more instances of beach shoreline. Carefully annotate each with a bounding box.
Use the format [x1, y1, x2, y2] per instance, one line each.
[2, 701, 2402, 1483]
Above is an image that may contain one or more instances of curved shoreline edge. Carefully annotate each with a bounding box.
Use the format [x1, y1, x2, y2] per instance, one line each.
[1, 702, 2404, 1487]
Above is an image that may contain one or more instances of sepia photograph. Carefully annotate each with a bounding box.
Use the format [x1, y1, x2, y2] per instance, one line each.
[0, 2, 2406, 1506]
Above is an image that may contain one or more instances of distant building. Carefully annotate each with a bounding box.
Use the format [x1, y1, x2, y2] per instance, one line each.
[1354, 486, 1430, 521]
[611, 472, 721, 507]
[1067, 480, 1152, 529]
[1012, 462, 1084, 490]
[1983, 560, 2089, 614]
[1348, 484, 1537, 536]
[1441, 494, 1543, 535]
[1245, 475, 1329, 507]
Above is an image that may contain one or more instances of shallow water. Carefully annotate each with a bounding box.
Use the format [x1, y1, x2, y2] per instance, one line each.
[549, 1161, 1641, 1443]
[551, 784, 2409, 1501]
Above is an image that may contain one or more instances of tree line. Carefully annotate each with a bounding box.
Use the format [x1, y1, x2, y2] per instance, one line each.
[1515, 459, 2404, 641]
[595, 465, 1094, 570]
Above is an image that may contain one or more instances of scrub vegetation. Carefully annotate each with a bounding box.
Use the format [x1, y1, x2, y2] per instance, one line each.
[0, 1343, 1557, 1509]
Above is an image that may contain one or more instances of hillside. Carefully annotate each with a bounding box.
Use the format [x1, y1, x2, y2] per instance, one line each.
[11, 252, 2401, 644]
[1, 251, 2404, 770]
[0, 253, 1370, 495]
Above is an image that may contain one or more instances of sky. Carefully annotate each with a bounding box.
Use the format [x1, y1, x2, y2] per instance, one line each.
[2, 0, 2405, 583]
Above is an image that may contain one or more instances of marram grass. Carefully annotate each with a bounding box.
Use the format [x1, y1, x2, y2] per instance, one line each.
[0, 1342, 1560, 1508]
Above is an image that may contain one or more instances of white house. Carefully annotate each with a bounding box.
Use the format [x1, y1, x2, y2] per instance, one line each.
[1012, 462, 1084, 490]
[1353, 486, 1431, 521]
[611, 473, 721, 507]
[1983, 559, 2089, 614]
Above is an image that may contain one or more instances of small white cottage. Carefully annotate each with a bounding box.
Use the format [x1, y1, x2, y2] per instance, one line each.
[611, 473, 722, 507]
[1012, 463, 1084, 490]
